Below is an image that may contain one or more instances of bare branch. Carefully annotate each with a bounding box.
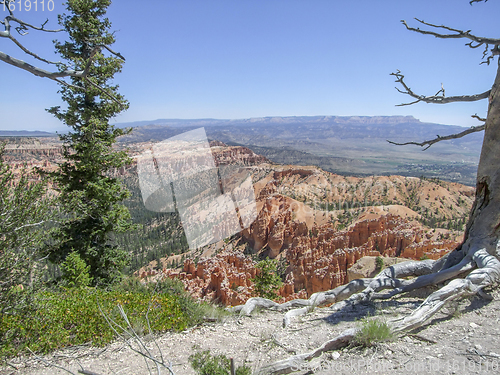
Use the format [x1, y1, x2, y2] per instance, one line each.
[26, 348, 79, 375]
[387, 124, 485, 150]
[1, 4, 124, 83]
[0, 51, 84, 78]
[472, 113, 487, 122]
[1, 7, 63, 64]
[391, 70, 490, 106]
[78, 370, 103, 375]
[0, 43, 125, 85]
[2, 17, 59, 64]
[7, 15, 63, 34]
[401, 18, 500, 64]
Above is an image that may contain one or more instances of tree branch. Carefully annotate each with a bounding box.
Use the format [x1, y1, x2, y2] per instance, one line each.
[0, 51, 85, 78]
[472, 113, 487, 122]
[1, 3, 124, 83]
[470, 0, 487, 5]
[401, 18, 500, 64]
[391, 70, 490, 106]
[387, 123, 485, 150]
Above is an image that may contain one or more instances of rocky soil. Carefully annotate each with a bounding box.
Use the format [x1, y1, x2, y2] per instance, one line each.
[5, 286, 500, 375]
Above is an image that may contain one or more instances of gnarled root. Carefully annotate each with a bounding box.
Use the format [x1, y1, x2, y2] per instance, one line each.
[228, 278, 373, 327]
[390, 248, 500, 333]
[231, 258, 450, 327]
[255, 328, 357, 375]
[255, 248, 500, 374]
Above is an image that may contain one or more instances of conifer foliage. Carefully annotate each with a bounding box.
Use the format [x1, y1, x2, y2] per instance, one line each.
[47, 0, 132, 285]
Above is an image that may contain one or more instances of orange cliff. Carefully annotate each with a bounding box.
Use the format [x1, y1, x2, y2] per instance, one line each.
[157, 209, 457, 306]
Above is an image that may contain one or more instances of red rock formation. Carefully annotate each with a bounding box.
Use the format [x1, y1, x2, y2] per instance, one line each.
[156, 212, 459, 305]
[282, 215, 457, 296]
[163, 251, 260, 306]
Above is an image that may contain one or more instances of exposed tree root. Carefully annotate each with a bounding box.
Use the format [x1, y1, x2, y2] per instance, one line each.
[228, 278, 373, 327]
[231, 258, 469, 327]
[238, 247, 500, 374]
[390, 248, 500, 333]
[255, 328, 357, 375]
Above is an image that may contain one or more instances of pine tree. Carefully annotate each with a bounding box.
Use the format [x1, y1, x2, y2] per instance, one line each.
[47, 0, 132, 286]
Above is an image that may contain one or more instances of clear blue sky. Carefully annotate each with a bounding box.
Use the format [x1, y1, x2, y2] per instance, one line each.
[1, 0, 499, 132]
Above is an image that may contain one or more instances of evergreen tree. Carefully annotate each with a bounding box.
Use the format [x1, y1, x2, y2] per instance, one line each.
[60, 251, 93, 288]
[47, 0, 132, 286]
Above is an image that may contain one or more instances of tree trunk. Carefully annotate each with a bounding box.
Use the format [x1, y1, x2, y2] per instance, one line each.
[465, 63, 500, 257]
[441, 63, 500, 271]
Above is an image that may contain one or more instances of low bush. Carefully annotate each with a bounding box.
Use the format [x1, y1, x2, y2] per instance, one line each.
[189, 349, 252, 375]
[0, 279, 214, 360]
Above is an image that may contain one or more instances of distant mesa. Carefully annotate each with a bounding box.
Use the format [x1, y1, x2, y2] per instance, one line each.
[0, 130, 56, 137]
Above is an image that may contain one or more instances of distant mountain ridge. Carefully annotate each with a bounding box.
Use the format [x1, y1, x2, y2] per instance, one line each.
[115, 115, 482, 185]
[1, 115, 482, 185]
[0, 130, 56, 137]
[115, 115, 426, 129]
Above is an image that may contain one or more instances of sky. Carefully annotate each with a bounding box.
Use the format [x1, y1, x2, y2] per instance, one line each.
[1, 0, 500, 132]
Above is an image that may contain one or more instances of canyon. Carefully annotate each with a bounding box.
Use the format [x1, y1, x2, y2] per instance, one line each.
[142, 162, 473, 306]
[1, 135, 475, 308]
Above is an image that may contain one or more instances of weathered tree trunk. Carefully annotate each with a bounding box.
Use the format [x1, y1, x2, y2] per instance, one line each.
[464, 63, 500, 258]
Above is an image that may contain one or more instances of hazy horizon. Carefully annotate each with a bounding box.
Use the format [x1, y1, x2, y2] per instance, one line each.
[0, 114, 475, 134]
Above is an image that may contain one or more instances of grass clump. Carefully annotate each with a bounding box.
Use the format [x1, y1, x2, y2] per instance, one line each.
[353, 317, 393, 347]
[189, 349, 251, 375]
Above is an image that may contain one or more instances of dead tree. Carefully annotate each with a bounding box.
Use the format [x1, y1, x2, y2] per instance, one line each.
[243, 3, 500, 373]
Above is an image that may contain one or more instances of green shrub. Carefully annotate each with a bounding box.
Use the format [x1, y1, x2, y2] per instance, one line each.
[353, 317, 393, 347]
[0, 284, 211, 360]
[60, 251, 92, 288]
[252, 258, 283, 300]
[113, 275, 149, 294]
[0, 143, 53, 315]
[189, 350, 251, 375]
[375, 256, 384, 270]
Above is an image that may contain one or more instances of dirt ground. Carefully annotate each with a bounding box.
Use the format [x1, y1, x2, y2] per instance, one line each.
[3, 286, 500, 375]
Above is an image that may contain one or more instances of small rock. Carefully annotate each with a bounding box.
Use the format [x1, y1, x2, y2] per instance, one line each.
[332, 351, 341, 360]
[475, 344, 483, 351]
[469, 322, 479, 329]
